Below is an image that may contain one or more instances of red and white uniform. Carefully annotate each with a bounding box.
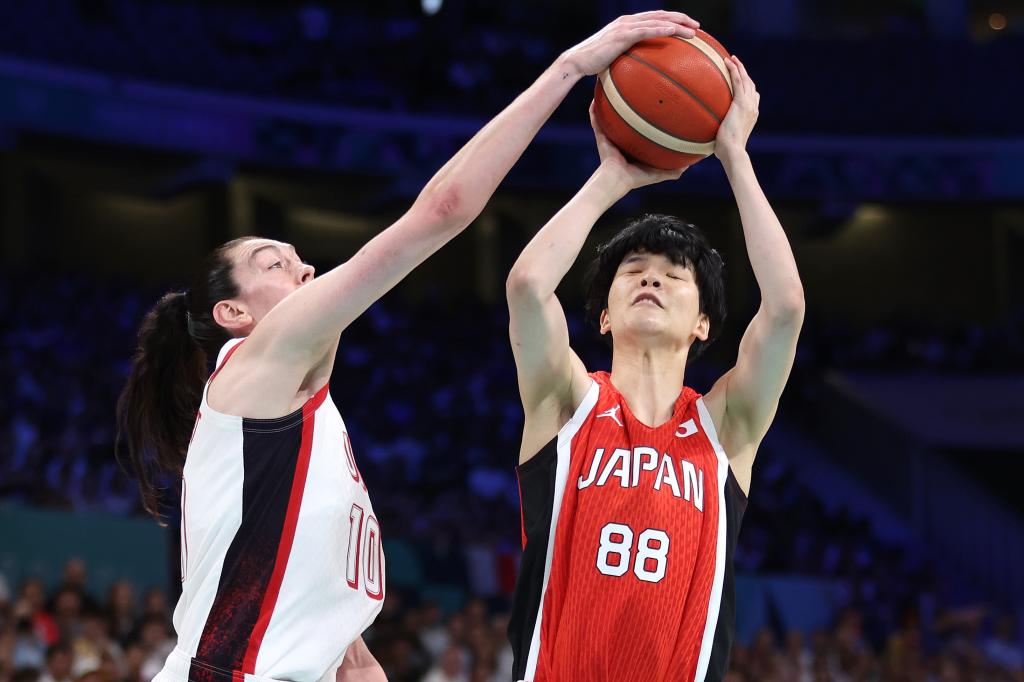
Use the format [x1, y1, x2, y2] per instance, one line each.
[508, 372, 746, 682]
[154, 338, 385, 682]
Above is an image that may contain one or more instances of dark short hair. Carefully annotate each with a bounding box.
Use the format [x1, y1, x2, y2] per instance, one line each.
[583, 214, 726, 361]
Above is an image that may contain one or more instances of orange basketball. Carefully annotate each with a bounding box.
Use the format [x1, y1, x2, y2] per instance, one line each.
[593, 29, 733, 170]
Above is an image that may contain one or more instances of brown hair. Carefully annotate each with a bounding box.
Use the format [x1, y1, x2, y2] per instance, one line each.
[115, 238, 250, 520]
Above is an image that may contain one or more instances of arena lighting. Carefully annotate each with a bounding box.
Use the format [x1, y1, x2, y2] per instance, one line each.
[989, 12, 1007, 30]
[422, 0, 443, 16]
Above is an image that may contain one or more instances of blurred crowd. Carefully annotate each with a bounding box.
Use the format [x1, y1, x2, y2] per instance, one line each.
[1, 558, 1022, 682]
[3, 277, 1024, 681]
[5, 276, 1023, 516]
[0, 560, 176, 682]
[0, 1, 1021, 135]
[725, 609, 1024, 682]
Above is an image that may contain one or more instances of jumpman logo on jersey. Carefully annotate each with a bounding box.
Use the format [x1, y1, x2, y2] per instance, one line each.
[596, 405, 624, 427]
[675, 418, 698, 438]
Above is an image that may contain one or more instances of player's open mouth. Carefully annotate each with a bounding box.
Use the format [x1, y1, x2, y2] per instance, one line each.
[633, 293, 663, 308]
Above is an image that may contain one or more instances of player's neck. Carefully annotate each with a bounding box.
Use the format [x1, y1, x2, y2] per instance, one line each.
[608, 343, 688, 428]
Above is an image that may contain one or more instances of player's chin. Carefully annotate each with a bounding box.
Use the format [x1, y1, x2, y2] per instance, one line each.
[622, 315, 673, 339]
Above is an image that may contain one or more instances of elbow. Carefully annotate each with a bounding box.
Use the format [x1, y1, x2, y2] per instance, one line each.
[768, 285, 806, 326]
[505, 267, 546, 302]
[417, 182, 475, 231]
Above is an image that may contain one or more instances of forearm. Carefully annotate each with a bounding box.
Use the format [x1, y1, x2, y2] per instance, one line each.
[258, 60, 585, 359]
[721, 151, 804, 313]
[335, 637, 385, 682]
[508, 167, 624, 294]
[415, 56, 583, 229]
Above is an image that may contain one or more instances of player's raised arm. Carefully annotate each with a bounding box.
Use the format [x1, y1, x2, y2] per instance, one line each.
[242, 12, 700, 370]
[507, 106, 684, 460]
[708, 56, 805, 488]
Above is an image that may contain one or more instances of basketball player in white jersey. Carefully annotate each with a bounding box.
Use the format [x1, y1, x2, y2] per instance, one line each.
[115, 11, 703, 682]
[505, 58, 804, 681]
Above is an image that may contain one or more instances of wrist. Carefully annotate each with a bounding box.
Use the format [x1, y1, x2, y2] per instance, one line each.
[591, 164, 631, 203]
[553, 52, 585, 82]
[717, 145, 750, 172]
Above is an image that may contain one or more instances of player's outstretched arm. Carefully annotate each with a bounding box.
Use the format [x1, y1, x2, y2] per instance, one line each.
[708, 57, 805, 490]
[246, 12, 700, 371]
[508, 106, 684, 461]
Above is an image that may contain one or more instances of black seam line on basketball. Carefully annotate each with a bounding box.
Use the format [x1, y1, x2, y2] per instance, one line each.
[605, 81, 703, 156]
[608, 71, 716, 149]
[675, 38, 733, 98]
[624, 52, 722, 125]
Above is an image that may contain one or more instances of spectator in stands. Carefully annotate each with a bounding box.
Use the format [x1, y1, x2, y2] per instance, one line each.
[422, 646, 468, 682]
[139, 590, 169, 625]
[13, 581, 56, 651]
[103, 581, 136, 646]
[38, 643, 72, 682]
[417, 601, 448, 660]
[70, 608, 120, 678]
[0, 623, 13, 682]
[48, 591, 82, 645]
[121, 640, 148, 682]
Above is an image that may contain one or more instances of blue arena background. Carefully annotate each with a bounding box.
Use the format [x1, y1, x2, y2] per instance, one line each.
[0, 2, 1022, 681]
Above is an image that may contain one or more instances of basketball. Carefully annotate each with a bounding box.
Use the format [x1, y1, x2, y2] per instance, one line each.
[594, 29, 733, 170]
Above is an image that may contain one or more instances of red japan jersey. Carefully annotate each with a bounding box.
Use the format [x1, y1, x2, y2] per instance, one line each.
[508, 372, 747, 682]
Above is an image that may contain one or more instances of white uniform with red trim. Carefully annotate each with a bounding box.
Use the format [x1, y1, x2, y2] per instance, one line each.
[154, 338, 385, 682]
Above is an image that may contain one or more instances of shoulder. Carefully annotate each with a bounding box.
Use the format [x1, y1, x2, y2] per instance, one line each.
[206, 335, 333, 419]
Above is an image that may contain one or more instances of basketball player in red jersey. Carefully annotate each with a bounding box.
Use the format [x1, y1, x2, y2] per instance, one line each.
[114, 12, 703, 682]
[506, 57, 803, 681]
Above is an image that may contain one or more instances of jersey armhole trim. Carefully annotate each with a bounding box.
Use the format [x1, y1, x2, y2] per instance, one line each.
[517, 379, 599, 470]
[695, 397, 749, 503]
[199, 338, 330, 427]
[199, 338, 247, 426]
[556, 379, 599, 448]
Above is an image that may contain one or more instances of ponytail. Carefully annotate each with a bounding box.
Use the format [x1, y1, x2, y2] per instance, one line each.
[116, 292, 207, 520]
[116, 238, 247, 520]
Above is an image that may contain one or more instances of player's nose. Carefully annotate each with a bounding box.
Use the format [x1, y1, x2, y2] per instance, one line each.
[299, 263, 315, 284]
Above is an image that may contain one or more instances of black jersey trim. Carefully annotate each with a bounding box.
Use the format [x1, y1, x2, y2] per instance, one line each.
[703, 467, 747, 681]
[508, 436, 558, 681]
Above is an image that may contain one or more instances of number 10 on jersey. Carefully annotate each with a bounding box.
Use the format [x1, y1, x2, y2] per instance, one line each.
[346, 504, 384, 599]
[596, 522, 670, 583]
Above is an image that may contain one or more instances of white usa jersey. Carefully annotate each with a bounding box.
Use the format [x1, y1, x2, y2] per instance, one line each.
[154, 338, 385, 682]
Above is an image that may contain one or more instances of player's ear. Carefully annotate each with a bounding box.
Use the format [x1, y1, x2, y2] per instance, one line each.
[693, 313, 709, 342]
[599, 308, 611, 335]
[213, 299, 253, 334]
